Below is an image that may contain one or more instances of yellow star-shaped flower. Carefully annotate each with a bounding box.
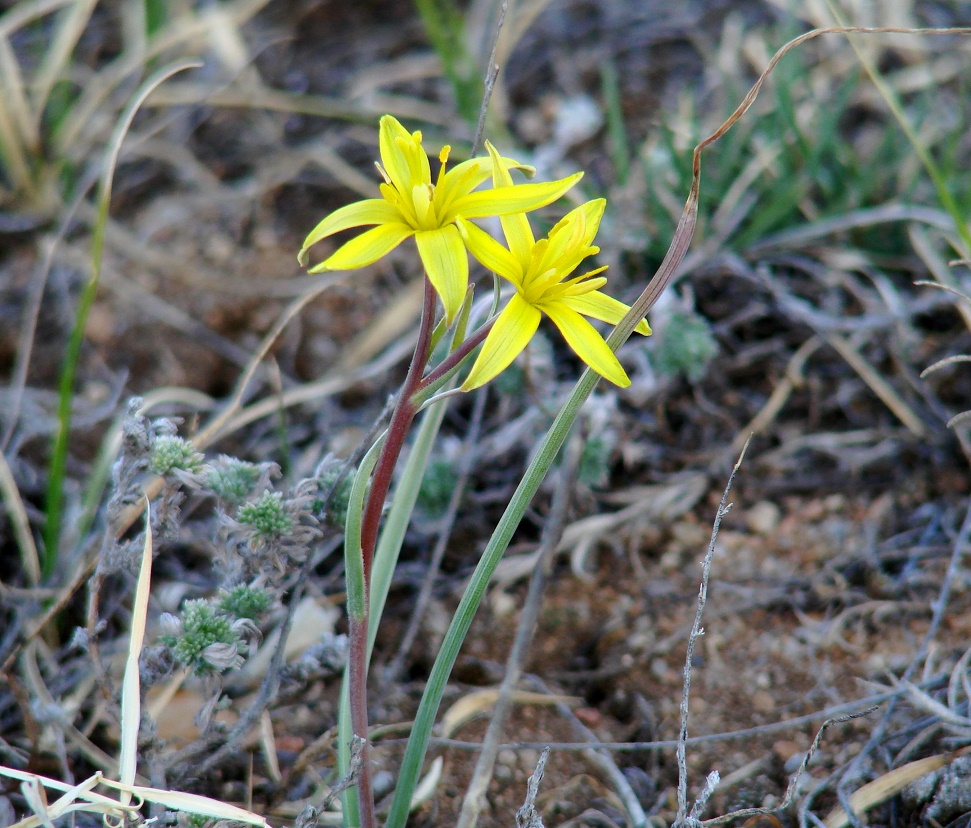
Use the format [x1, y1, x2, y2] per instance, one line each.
[458, 148, 650, 391]
[298, 115, 581, 323]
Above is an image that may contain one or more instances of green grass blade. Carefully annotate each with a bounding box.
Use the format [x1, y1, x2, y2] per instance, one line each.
[600, 57, 630, 185]
[413, 0, 481, 121]
[339, 435, 385, 827]
[338, 399, 448, 826]
[384, 372, 594, 828]
[42, 59, 199, 577]
[345, 437, 385, 625]
[824, 3, 971, 256]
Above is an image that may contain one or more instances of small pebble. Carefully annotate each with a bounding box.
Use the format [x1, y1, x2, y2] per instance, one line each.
[747, 500, 781, 535]
[498, 749, 517, 766]
[575, 706, 602, 727]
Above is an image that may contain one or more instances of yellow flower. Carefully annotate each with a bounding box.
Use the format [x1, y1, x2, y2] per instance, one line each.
[298, 115, 581, 323]
[458, 148, 650, 391]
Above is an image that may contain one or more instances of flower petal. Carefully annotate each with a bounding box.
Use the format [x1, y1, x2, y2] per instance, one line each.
[484, 143, 534, 261]
[456, 218, 522, 284]
[378, 115, 416, 195]
[309, 222, 413, 272]
[576, 199, 606, 246]
[443, 153, 533, 193]
[564, 291, 652, 335]
[541, 200, 603, 273]
[543, 301, 631, 387]
[462, 294, 541, 391]
[299, 199, 403, 265]
[450, 172, 583, 220]
[415, 225, 468, 323]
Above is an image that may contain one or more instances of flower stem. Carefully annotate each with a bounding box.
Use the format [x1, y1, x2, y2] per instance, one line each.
[416, 317, 494, 394]
[348, 275, 437, 828]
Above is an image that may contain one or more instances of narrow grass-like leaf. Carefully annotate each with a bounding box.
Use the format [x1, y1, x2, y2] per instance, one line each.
[338, 435, 386, 828]
[345, 437, 386, 624]
[600, 57, 630, 184]
[118, 502, 153, 805]
[42, 59, 199, 576]
[0, 0, 73, 37]
[384, 372, 594, 828]
[99, 777, 271, 826]
[28, 0, 96, 134]
[0, 449, 41, 586]
[0, 769, 134, 828]
[414, 0, 480, 121]
[0, 35, 35, 198]
[824, 4, 971, 256]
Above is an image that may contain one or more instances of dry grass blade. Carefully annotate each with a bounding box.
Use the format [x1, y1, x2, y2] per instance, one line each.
[52, 0, 274, 157]
[823, 332, 926, 436]
[28, 0, 97, 132]
[0, 35, 35, 198]
[0, 32, 36, 154]
[0, 765, 273, 826]
[0, 450, 41, 586]
[920, 354, 971, 378]
[144, 83, 370, 122]
[409, 757, 444, 812]
[0, 769, 134, 828]
[911, 228, 971, 334]
[823, 746, 971, 828]
[0, 0, 72, 36]
[117, 503, 153, 808]
[441, 689, 581, 741]
[731, 337, 822, 454]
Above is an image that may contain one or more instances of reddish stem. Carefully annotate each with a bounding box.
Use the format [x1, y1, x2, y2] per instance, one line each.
[348, 616, 375, 828]
[416, 317, 494, 393]
[348, 276, 437, 828]
[359, 277, 437, 582]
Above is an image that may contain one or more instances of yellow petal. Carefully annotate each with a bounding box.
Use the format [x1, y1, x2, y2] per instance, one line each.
[450, 172, 583, 221]
[564, 291, 651, 335]
[438, 152, 534, 218]
[483, 143, 535, 261]
[309, 222, 413, 272]
[462, 294, 541, 391]
[379, 115, 418, 194]
[541, 201, 600, 272]
[543, 301, 631, 387]
[415, 225, 468, 324]
[577, 199, 606, 246]
[456, 218, 522, 284]
[299, 199, 403, 265]
[485, 141, 515, 189]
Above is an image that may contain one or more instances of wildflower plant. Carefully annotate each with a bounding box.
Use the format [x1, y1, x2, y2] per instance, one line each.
[298, 114, 652, 828]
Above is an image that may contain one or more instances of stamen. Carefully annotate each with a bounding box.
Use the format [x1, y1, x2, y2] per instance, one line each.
[436, 145, 451, 190]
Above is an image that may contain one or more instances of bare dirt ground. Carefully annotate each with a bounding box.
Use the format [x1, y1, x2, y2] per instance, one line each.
[3, 1, 971, 826]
